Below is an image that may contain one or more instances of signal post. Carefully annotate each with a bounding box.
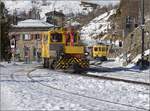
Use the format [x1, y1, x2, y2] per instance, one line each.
[10, 38, 16, 64]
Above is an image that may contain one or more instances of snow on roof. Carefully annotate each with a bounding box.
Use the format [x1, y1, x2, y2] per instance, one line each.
[13, 19, 54, 28]
[71, 21, 80, 26]
[71, 21, 81, 26]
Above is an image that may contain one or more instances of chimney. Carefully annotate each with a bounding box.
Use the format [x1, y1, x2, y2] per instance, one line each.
[13, 15, 18, 25]
[59, 10, 63, 13]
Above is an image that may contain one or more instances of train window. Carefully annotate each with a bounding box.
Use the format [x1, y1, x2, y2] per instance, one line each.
[102, 47, 105, 51]
[94, 47, 98, 51]
[106, 47, 108, 51]
[66, 32, 78, 43]
[50, 33, 62, 42]
[74, 33, 78, 43]
[99, 47, 101, 51]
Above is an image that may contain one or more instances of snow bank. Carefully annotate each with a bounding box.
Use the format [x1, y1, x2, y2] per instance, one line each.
[132, 49, 150, 63]
[116, 49, 150, 70]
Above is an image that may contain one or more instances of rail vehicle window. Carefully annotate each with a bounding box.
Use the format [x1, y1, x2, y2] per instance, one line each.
[73, 33, 78, 42]
[99, 47, 102, 51]
[50, 33, 62, 42]
[106, 47, 108, 51]
[102, 47, 105, 51]
[66, 32, 78, 43]
[94, 47, 98, 51]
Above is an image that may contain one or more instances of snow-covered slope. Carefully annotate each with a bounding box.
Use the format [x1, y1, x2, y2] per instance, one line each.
[3, 1, 32, 14]
[80, 9, 116, 45]
[40, 1, 93, 18]
[3, 0, 120, 18]
[3, 0, 93, 18]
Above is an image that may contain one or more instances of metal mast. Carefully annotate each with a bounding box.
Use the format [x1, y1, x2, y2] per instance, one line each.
[141, 0, 145, 69]
[52, 0, 57, 30]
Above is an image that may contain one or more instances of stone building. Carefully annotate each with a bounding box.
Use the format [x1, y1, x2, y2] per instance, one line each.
[45, 10, 65, 27]
[9, 19, 54, 61]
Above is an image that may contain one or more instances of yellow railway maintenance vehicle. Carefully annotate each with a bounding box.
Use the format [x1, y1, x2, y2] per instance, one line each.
[92, 44, 109, 61]
[41, 28, 89, 72]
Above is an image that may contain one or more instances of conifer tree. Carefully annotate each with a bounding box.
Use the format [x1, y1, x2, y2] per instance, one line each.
[0, 2, 12, 61]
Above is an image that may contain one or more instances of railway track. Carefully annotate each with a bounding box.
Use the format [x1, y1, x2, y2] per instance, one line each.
[36, 65, 150, 86]
[27, 68, 149, 111]
[9, 68, 94, 109]
[74, 72, 150, 86]
[55, 69, 150, 86]
[3, 65, 148, 110]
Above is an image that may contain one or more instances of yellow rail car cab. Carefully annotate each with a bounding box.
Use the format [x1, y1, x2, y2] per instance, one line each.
[41, 30, 65, 68]
[92, 44, 108, 61]
[41, 29, 89, 72]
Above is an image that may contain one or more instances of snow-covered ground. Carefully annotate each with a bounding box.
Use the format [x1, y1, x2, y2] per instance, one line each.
[0, 61, 149, 110]
[90, 59, 150, 83]
[80, 9, 116, 45]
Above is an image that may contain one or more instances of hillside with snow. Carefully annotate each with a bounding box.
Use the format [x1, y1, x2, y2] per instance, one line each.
[39, 1, 93, 18]
[3, 0, 94, 18]
[3, 1, 32, 14]
[80, 9, 116, 45]
[3, 0, 120, 18]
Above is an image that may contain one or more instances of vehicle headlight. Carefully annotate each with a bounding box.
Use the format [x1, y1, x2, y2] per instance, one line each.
[85, 52, 89, 56]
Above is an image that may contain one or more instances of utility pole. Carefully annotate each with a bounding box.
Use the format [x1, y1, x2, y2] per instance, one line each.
[10, 37, 16, 64]
[52, 0, 57, 30]
[141, 0, 145, 69]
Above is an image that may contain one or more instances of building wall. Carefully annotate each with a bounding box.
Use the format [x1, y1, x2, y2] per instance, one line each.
[12, 32, 43, 61]
[46, 15, 65, 27]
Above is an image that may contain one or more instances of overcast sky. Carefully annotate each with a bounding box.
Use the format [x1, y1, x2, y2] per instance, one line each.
[83, 0, 120, 5]
[3, 0, 120, 5]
